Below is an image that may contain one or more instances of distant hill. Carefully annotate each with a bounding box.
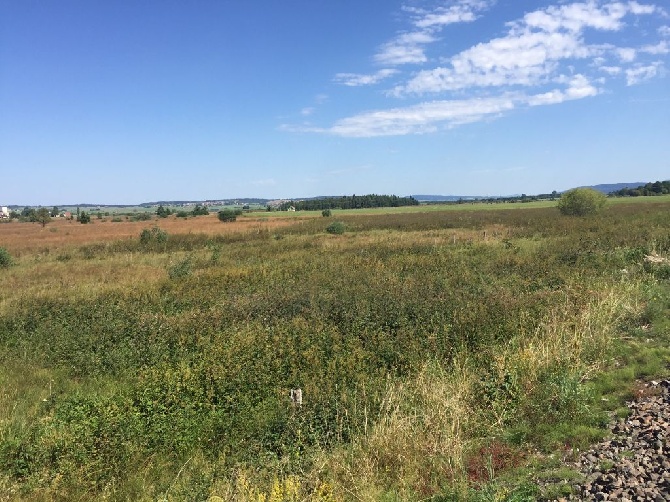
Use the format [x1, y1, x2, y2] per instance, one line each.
[578, 182, 648, 194]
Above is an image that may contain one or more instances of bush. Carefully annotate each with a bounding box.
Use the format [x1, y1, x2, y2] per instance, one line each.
[79, 211, 91, 224]
[0, 247, 12, 268]
[218, 209, 237, 222]
[168, 257, 192, 279]
[176, 211, 189, 218]
[139, 227, 168, 250]
[191, 205, 209, 216]
[557, 188, 607, 216]
[322, 209, 332, 217]
[326, 221, 346, 235]
[132, 212, 152, 221]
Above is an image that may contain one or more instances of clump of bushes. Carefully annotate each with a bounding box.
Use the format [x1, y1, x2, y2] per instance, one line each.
[218, 209, 241, 222]
[557, 188, 607, 216]
[191, 204, 209, 216]
[326, 221, 346, 234]
[322, 209, 332, 217]
[0, 247, 12, 268]
[139, 227, 168, 251]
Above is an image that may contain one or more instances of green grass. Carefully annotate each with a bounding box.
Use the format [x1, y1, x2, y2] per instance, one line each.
[1, 200, 669, 500]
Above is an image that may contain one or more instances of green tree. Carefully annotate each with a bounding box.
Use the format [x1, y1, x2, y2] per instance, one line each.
[557, 188, 607, 216]
[79, 211, 91, 224]
[50, 206, 60, 217]
[191, 205, 209, 216]
[35, 207, 52, 228]
[156, 205, 172, 218]
[21, 207, 36, 222]
[217, 209, 237, 222]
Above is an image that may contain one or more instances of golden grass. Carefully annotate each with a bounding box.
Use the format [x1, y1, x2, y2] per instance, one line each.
[0, 215, 292, 255]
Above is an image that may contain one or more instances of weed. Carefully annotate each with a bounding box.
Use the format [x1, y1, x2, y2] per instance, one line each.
[326, 221, 346, 235]
[167, 256, 192, 279]
[0, 247, 12, 268]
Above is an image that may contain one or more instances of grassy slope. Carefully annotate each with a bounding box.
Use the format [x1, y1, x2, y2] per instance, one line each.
[0, 202, 669, 501]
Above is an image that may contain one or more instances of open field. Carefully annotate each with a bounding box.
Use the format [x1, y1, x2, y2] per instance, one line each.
[1, 201, 669, 501]
[0, 215, 292, 255]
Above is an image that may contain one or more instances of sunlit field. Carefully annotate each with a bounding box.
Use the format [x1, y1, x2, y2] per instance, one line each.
[1, 201, 669, 501]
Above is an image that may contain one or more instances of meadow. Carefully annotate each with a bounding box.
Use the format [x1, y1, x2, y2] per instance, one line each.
[0, 201, 669, 501]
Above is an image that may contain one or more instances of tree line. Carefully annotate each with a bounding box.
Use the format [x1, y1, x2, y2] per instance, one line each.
[276, 194, 419, 211]
[610, 181, 670, 197]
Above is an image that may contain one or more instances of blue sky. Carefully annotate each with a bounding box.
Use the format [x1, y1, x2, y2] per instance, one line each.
[1, 0, 668, 205]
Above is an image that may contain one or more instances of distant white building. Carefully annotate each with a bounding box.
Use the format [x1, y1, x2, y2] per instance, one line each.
[0, 207, 9, 218]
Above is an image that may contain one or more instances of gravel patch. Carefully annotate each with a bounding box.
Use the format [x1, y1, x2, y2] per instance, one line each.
[554, 379, 670, 501]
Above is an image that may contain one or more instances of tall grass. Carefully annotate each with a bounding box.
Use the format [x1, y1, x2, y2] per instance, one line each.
[0, 202, 667, 500]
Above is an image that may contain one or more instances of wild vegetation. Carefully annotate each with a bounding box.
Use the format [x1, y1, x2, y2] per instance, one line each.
[557, 188, 607, 216]
[0, 201, 669, 501]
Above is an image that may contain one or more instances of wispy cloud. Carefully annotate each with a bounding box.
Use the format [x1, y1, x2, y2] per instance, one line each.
[334, 69, 399, 87]
[641, 40, 669, 55]
[626, 61, 662, 85]
[313, 97, 517, 137]
[374, 1, 495, 66]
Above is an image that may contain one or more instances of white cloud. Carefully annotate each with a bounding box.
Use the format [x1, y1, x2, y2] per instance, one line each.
[641, 41, 670, 54]
[374, 31, 437, 65]
[413, 1, 493, 29]
[598, 65, 622, 74]
[626, 61, 663, 85]
[628, 1, 658, 15]
[322, 97, 516, 137]
[526, 74, 599, 105]
[289, 1, 667, 138]
[616, 47, 637, 62]
[659, 25, 670, 37]
[301, 107, 315, 116]
[372, 1, 495, 66]
[516, 2, 631, 33]
[334, 69, 399, 87]
[393, 30, 590, 95]
[392, 1, 663, 96]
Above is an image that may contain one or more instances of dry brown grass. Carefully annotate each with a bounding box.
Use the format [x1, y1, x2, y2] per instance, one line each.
[0, 215, 293, 255]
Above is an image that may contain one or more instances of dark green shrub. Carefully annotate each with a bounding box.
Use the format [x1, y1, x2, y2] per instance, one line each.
[156, 205, 172, 218]
[0, 247, 12, 268]
[79, 211, 91, 224]
[191, 205, 209, 216]
[218, 209, 237, 222]
[322, 209, 332, 217]
[132, 212, 152, 221]
[176, 211, 189, 218]
[326, 221, 345, 235]
[139, 227, 169, 253]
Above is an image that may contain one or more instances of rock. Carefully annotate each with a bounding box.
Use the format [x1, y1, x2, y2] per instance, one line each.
[542, 377, 670, 501]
